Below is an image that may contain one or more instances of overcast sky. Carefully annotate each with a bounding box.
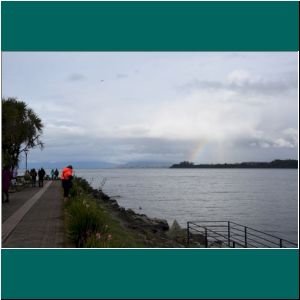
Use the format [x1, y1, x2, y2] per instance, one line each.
[2, 52, 298, 165]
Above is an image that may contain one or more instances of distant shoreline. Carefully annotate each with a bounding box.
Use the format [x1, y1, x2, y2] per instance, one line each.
[170, 159, 298, 169]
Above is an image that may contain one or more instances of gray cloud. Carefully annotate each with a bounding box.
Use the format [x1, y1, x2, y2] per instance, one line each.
[231, 127, 298, 152]
[27, 136, 194, 164]
[179, 76, 297, 97]
[67, 73, 85, 81]
[116, 73, 128, 79]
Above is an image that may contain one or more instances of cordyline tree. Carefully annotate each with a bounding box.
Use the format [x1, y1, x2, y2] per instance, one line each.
[2, 98, 44, 170]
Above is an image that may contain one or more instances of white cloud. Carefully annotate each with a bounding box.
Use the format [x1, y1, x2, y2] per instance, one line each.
[282, 128, 298, 146]
[227, 69, 252, 85]
[46, 123, 86, 136]
[259, 142, 271, 149]
[273, 138, 294, 148]
[148, 89, 259, 142]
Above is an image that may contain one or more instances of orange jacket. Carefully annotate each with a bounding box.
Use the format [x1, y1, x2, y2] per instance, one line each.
[61, 167, 73, 180]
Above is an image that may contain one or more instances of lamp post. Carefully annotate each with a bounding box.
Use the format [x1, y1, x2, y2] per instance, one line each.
[24, 148, 29, 171]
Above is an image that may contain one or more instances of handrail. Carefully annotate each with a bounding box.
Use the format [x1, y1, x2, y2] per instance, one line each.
[228, 226, 297, 247]
[230, 221, 297, 245]
[187, 221, 298, 248]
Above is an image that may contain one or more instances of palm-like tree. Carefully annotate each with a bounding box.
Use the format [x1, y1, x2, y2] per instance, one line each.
[2, 98, 44, 169]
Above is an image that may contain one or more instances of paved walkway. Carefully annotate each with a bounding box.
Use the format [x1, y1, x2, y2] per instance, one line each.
[2, 181, 65, 248]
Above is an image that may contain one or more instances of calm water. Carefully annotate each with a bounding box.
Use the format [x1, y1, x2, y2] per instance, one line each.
[75, 168, 298, 244]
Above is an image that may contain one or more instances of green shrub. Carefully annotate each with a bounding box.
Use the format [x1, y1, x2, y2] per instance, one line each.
[67, 197, 107, 247]
[74, 177, 94, 193]
[68, 177, 94, 199]
[69, 183, 82, 198]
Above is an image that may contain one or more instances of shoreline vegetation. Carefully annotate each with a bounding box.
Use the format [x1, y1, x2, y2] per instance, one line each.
[170, 159, 298, 169]
[64, 177, 192, 248]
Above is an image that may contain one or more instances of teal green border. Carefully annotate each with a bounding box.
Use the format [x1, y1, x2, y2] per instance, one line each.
[1, 1, 299, 51]
[1, 249, 299, 299]
[1, 1, 299, 299]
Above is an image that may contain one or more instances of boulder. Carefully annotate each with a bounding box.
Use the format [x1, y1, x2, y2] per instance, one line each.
[92, 190, 101, 198]
[130, 214, 169, 232]
[126, 209, 136, 215]
[170, 219, 181, 231]
[109, 199, 120, 209]
[151, 218, 169, 231]
[99, 191, 110, 201]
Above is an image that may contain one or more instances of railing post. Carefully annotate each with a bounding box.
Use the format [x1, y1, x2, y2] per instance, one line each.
[205, 227, 208, 248]
[228, 221, 231, 247]
[279, 239, 283, 248]
[244, 226, 248, 248]
[187, 222, 190, 247]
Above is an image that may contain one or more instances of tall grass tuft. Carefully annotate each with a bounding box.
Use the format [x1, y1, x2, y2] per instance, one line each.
[66, 196, 107, 247]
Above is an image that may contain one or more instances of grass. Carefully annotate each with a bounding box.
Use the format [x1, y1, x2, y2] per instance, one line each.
[64, 177, 147, 248]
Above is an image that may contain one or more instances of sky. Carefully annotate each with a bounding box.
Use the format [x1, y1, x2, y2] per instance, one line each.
[2, 52, 298, 166]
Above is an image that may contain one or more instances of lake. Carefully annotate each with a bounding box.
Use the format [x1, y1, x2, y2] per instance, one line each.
[75, 168, 298, 244]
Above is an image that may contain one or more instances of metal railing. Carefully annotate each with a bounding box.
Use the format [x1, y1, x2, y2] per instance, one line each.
[187, 221, 298, 248]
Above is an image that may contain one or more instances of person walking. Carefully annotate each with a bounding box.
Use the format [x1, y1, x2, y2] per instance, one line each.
[61, 165, 73, 201]
[24, 170, 31, 183]
[11, 167, 18, 190]
[12, 167, 18, 179]
[54, 168, 59, 180]
[50, 169, 55, 180]
[38, 167, 46, 187]
[30, 168, 37, 187]
[2, 166, 12, 203]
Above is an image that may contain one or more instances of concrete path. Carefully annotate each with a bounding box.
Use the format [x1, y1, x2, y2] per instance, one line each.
[2, 181, 65, 248]
[2, 185, 45, 223]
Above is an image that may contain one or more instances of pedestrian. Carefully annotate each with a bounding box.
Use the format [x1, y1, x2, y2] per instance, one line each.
[24, 170, 31, 182]
[50, 169, 54, 180]
[30, 168, 37, 187]
[38, 167, 46, 187]
[54, 168, 59, 180]
[11, 167, 18, 189]
[61, 165, 73, 201]
[13, 167, 18, 179]
[2, 166, 12, 203]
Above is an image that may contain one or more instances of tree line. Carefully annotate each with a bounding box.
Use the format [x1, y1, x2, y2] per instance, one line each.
[170, 159, 298, 169]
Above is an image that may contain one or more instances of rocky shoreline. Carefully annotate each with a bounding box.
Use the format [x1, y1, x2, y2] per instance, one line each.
[89, 184, 189, 247]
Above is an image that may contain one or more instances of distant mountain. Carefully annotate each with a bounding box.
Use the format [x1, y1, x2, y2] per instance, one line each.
[170, 159, 298, 169]
[23, 161, 117, 169]
[22, 160, 173, 169]
[118, 161, 173, 168]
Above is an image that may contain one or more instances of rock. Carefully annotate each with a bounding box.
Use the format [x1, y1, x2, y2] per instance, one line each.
[109, 199, 120, 209]
[170, 219, 181, 231]
[126, 209, 136, 215]
[99, 191, 110, 201]
[151, 218, 169, 231]
[118, 207, 126, 213]
[166, 219, 188, 244]
[92, 190, 100, 198]
[130, 214, 169, 232]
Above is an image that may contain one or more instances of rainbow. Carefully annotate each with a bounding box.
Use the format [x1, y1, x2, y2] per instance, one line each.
[188, 140, 207, 162]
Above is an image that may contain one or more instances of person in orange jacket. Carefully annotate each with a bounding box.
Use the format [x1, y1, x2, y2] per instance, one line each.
[61, 165, 73, 201]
